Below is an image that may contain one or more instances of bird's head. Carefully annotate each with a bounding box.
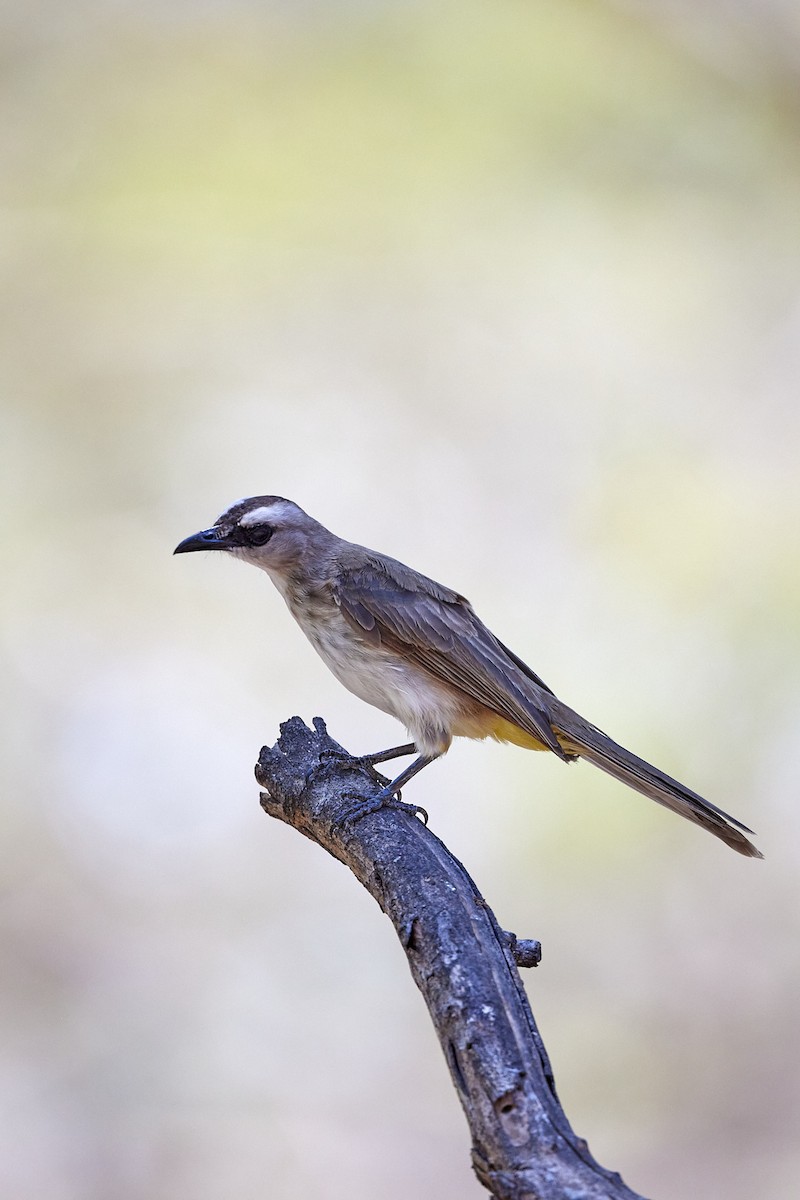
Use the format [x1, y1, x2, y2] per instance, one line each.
[174, 496, 327, 579]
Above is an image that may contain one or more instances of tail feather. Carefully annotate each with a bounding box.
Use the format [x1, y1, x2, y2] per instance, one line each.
[550, 700, 762, 859]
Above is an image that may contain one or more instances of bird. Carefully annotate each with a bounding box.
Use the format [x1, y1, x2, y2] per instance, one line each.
[175, 495, 762, 858]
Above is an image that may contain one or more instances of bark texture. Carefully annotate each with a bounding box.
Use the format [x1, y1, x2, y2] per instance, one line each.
[256, 716, 649, 1200]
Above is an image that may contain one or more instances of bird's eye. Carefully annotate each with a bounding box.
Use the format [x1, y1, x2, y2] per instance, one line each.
[244, 523, 274, 546]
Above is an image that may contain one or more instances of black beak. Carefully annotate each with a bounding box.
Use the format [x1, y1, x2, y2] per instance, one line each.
[173, 527, 231, 555]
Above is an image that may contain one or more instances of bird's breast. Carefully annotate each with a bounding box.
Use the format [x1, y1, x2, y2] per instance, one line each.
[283, 592, 462, 755]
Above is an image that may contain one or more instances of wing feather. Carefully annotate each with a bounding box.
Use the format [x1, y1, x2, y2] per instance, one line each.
[332, 555, 567, 758]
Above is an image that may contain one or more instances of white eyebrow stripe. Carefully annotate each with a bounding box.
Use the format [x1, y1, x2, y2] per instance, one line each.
[238, 503, 292, 527]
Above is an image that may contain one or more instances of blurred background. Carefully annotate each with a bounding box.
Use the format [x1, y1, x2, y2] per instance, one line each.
[2, 1, 799, 1197]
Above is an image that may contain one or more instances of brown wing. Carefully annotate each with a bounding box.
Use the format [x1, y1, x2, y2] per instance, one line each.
[332, 551, 568, 759]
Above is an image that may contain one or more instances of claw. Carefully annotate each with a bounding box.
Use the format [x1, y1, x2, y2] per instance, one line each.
[305, 753, 342, 789]
[332, 787, 428, 833]
[308, 748, 386, 791]
[410, 803, 428, 825]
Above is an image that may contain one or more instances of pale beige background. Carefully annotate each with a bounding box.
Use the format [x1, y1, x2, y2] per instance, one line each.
[2, 2, 799, 1197]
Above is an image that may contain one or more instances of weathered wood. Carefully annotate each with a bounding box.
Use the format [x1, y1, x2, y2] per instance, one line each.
[256, 716, 649, 1200]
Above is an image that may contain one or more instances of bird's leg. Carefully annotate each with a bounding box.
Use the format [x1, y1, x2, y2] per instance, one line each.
[314, 742, 417, 789]
[334, 753, 438, 829]
[380, 753, 436, 800]
[319, 742, 416, 771]
[358, 742, 418, 767]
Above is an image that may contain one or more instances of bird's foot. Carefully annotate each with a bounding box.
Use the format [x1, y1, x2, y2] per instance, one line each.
[308, 747, 390, 789]
[333, 786, 429, 832]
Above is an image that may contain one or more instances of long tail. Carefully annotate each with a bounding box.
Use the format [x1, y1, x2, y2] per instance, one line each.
[549, 699, 762, 858]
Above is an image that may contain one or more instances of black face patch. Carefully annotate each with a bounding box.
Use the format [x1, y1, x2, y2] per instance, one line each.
[242, 523, 274, 547]
[217, 521, 275, 548]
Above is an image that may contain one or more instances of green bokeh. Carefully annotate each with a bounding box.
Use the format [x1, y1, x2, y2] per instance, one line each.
[2, 3, 798, 1199]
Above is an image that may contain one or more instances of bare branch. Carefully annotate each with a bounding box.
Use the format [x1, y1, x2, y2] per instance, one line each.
[256, 717, 649, 1200]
